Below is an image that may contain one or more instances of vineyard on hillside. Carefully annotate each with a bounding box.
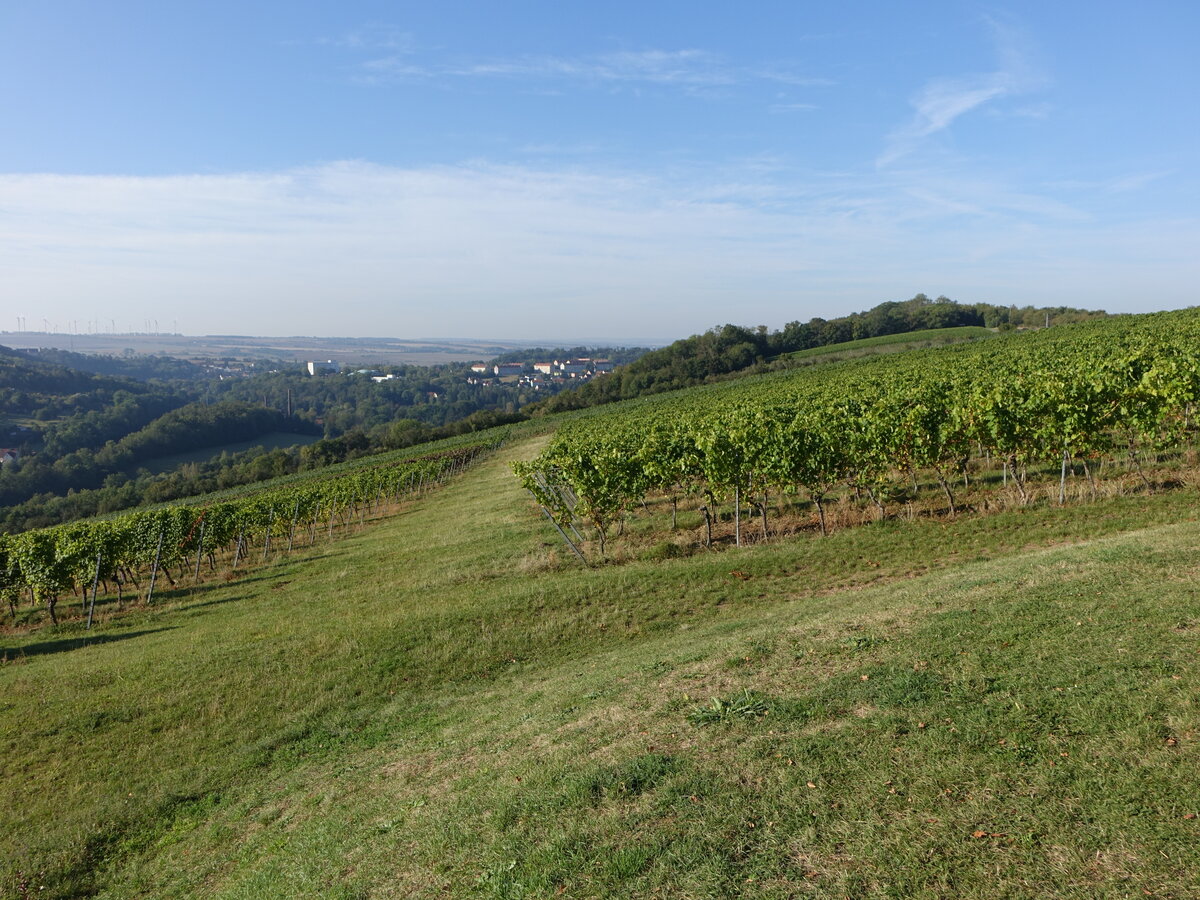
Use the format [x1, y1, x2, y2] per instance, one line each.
[517, 308, 1200, 556]
[0, 429, 509, 628]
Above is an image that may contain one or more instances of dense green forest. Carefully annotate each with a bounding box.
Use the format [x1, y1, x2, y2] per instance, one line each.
[36, 392, 191, 458]
[12, 346, 207, 381]
[0, 403, 314, 512]
[0, 346, 185, 424]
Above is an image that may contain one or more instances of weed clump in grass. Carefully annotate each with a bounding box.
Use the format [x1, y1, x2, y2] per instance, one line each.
[687, 689, 772, 726]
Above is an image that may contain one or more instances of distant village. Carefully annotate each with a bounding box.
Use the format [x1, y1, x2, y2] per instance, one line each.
[465, 357, 614, 390]
[305, 356, 615, 392]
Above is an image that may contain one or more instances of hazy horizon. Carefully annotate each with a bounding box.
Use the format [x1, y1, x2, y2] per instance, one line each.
[0, 329, 672, 347]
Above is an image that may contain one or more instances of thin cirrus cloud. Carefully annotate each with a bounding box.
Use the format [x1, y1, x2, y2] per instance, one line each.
[878, 72, 1026, 167]
[355, 46, 828, 92]
[1107, 170, 1172, 194]
[317, 24, 415, 51]
[877, 18, 1044, 167]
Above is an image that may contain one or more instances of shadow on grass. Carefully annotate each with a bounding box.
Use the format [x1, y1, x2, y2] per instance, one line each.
[175, 594, 251, 615]
[115, 549, 349, 605]
[1, 626, 178, 661]
[3, 547, 352, 635]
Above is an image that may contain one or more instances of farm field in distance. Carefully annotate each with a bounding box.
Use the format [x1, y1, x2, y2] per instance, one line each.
[0, 332, 535, 366]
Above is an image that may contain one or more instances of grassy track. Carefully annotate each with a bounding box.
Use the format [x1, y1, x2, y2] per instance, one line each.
[2, 437, 1198, 897]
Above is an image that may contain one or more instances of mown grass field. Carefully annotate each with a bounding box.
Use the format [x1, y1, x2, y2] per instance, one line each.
[2, 436, 1198, 898]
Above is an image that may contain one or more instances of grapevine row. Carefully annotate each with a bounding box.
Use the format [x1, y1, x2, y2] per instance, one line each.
[516, 309, 1200, 553]
[0, 435, 504, 626]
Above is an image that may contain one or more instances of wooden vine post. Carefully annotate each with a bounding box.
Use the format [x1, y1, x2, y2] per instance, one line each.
[86, 552, 102, 630]
[146, 528, 165, 604]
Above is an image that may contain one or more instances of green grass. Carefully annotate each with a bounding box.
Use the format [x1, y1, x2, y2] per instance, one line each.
[780, 326, 995, 364]
[2, 436, 1198, 897]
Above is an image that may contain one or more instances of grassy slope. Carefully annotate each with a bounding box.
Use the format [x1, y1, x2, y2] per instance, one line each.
[2, 438, 1198, 898]
[780, 326, 995, 364]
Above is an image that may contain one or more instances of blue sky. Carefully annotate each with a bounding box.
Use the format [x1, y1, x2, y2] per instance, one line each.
[2, 1, 1197, 341]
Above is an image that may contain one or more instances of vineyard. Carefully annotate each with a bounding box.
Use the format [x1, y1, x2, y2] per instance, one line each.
[4, 313, 1200, 897]
[517, 309, 1200, 557]
[0, 428, 509, 629]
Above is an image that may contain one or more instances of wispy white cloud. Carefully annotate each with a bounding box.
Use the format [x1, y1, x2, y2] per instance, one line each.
[768, 102, 819, 113]
[1046, 170, 1175, 195]
[1108, 170, 1172, 193]
[910, 75, 1014, 138]
[319, 24, 415, 51]
[897, 177, 1085, 223]
[358, 56, 430, 81]
[751, 67, 835, 88]
[593, 49, 734, 85]
[1, 160, 1193, 338]
[878, 17, 1045, 167]
[347, 43, 830, 95]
